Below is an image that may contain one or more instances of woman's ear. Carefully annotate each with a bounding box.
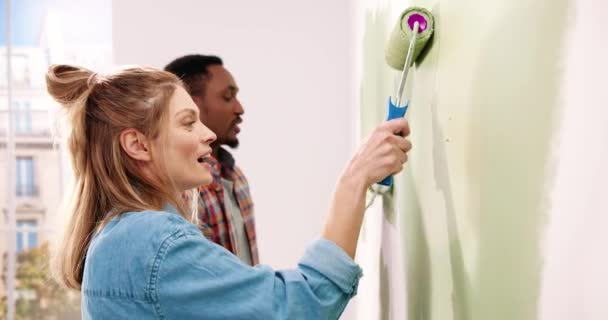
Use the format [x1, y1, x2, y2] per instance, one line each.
[119, 128, 152, 161]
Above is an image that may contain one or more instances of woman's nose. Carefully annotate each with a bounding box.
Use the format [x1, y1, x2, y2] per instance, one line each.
[201, 125, 216, 144]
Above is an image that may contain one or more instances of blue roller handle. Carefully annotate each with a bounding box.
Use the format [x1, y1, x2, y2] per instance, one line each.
[377, 96, 409, 187]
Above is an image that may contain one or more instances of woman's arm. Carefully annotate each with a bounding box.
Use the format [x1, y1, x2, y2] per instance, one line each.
[322, 118, 411, 258]
[155, 224, 361, 320]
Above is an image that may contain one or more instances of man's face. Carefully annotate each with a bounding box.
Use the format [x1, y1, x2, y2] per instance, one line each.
[194, 65, 244, 148]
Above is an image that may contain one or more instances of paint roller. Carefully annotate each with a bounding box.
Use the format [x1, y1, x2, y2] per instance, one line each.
[377, 7, 435, 188]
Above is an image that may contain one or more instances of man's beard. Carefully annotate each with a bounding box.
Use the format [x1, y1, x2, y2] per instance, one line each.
[225, 138, 239, 148]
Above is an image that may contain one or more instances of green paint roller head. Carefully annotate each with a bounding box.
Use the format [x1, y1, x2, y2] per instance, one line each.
[385, 7, 435, 70]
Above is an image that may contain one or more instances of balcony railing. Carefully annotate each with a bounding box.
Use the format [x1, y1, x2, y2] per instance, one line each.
[15, 185, 40, 197]
[0, 110, 53, 137]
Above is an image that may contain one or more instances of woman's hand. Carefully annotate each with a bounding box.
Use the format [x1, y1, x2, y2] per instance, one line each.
[343, 118, 412, 187]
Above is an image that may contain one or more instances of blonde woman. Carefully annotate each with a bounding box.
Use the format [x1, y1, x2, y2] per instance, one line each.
[47, 64, 412, 319]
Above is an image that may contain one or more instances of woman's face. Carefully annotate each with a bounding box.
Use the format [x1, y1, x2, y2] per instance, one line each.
[153, 86, 216, 191]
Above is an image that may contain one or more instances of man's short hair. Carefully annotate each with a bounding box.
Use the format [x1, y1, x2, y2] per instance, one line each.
[164, 54, 223, 97]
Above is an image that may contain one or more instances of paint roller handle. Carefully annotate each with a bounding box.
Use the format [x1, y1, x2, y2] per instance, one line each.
[377, 96, 409, 187]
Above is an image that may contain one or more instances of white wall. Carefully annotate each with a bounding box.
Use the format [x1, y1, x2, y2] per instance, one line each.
[113, 2, 358, 318]
[539, 1, 608, 319]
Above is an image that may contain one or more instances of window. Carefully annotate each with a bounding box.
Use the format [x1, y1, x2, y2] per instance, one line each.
[13, 101, 32, 135]
[10, 54, 30, 88]
[16, 220, 38, 253]
[16, 156, 36, 197]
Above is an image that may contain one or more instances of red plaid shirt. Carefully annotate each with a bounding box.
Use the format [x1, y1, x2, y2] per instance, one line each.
[186, 148, 259, 266]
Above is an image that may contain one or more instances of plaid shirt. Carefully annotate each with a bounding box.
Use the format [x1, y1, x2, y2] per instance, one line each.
[187, 148, 259, 266]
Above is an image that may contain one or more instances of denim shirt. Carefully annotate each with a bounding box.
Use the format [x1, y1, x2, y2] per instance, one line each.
[82, 207, 362, 319]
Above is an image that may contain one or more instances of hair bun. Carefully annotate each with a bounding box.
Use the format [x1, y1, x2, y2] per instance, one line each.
[46, 64, 97, 106]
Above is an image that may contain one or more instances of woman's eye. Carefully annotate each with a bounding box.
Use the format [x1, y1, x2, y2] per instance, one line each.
[186, 121, 196, 129]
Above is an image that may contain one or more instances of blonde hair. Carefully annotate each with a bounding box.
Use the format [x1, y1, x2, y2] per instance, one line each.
[46, 64, 188, 289]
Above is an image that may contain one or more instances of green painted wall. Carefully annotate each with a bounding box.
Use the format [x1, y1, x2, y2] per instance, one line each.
[357, 0, 569, 319]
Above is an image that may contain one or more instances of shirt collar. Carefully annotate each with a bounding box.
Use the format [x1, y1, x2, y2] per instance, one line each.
[207, 147, 236, 180]
[163, 203, 180, 215]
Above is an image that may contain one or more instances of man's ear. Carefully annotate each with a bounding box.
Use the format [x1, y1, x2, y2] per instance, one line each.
[119, 128, 152, 162]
